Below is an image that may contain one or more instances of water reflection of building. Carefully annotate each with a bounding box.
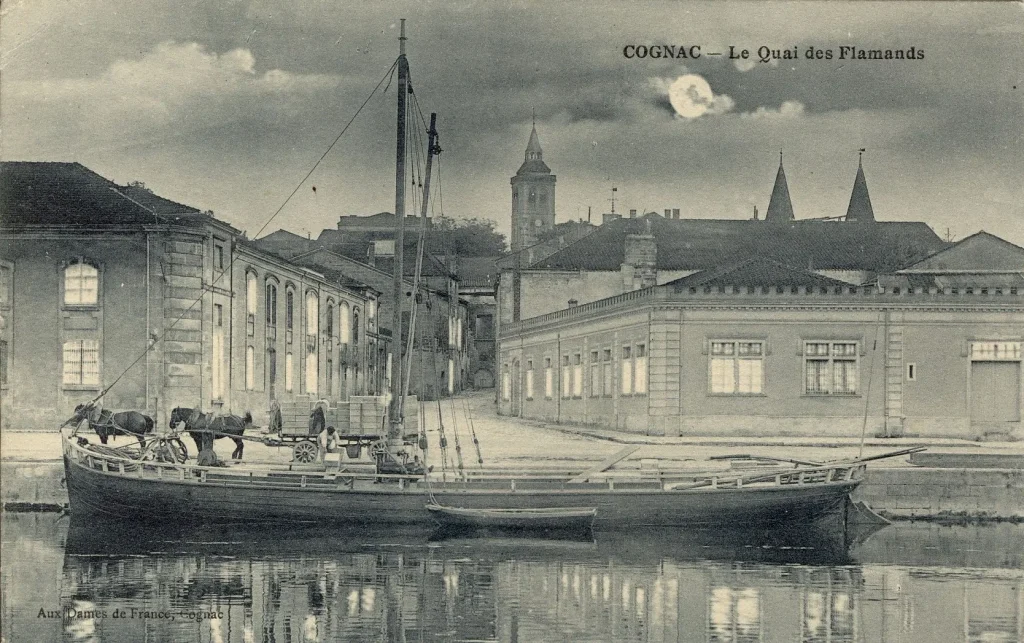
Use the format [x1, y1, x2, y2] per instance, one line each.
[53, 534, 1024, 643]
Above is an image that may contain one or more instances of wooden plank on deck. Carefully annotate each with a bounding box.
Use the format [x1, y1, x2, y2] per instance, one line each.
[566, 446, 641, 483]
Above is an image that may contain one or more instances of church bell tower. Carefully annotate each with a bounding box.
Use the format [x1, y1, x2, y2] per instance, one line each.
[510, 121, 556, 251]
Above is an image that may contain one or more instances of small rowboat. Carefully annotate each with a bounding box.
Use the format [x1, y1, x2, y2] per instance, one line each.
[426, 504, 597, 532]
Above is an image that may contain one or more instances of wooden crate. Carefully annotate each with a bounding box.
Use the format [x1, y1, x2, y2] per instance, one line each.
[324, 405, 351, 433]
[278, 399, 313, 438]
[348, 395, 387, 435]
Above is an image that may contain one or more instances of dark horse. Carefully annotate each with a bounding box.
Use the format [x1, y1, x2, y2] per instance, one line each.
[71, 403, 154, 445]
[169, 407, 253, 460]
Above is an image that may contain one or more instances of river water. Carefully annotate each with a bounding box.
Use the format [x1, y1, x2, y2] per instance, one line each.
[1, 513, 1021, 642]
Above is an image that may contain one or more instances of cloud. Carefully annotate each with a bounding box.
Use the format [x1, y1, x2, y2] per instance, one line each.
[741, 100, 806, 119]
[733, 57, 780, 72]
[2, 41, 341, 155]
[651, 75, 806, 120]
[651, 74, 736, 119]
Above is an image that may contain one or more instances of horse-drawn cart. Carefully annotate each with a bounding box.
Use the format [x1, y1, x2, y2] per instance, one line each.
[271, 396, 418, 464]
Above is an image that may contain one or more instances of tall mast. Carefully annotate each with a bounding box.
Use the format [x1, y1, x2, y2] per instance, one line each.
[389, 19, 409, 442]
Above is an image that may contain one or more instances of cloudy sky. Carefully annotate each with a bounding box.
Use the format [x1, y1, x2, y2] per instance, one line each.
[2, 1, 1021, 245]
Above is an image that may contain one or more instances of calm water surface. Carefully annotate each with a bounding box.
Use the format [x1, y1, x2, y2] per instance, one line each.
[1, 513, 1021, 642]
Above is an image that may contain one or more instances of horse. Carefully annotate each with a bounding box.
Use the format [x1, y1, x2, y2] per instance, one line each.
[71, 402, 154, 445]
[169, 407, 253, 460]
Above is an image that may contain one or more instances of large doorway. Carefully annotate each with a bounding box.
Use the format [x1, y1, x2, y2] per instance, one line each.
[971, 361, 1021, 424]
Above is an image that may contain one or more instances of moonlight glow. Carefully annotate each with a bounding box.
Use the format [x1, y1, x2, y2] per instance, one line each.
[668, 74, 715, 119]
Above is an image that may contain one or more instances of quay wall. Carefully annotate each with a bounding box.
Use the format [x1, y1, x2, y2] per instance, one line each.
[3, 460, 1022, 520]
[1, 462, 67, 510]
[853, 467, 1024, 521]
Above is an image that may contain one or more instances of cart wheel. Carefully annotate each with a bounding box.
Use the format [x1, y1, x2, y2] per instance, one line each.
[169, 438, 189, 463]
[293, 440, 318, 463]
[369, 439, 389, 460]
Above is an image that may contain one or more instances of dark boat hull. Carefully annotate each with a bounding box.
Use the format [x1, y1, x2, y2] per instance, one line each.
[63, 448, 859, 530]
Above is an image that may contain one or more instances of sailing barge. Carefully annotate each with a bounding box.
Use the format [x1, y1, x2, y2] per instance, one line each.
[61, 434, 869, 529]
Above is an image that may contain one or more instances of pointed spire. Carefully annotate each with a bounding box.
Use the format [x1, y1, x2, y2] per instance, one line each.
[525, 123, 543, 161]
[764, 151, 795, 222]
[845, 151, 875, 222]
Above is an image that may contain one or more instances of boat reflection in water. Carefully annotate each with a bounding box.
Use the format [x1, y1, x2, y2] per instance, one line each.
[53, 517, 1023, 643]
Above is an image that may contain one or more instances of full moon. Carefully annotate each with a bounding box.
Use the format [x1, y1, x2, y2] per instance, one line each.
[668, 74, 714, 119]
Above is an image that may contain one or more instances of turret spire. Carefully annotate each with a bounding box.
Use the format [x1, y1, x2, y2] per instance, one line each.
[525, 123, 543, 161]
[764, 151, 795, 222]
[845, 151, 875, 222]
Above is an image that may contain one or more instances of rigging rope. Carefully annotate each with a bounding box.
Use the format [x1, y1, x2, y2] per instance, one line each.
[83, 57, 402, 409]
[463, 397, 484, 467]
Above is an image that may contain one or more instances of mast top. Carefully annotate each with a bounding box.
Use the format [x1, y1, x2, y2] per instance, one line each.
[399, 18, 407, 56]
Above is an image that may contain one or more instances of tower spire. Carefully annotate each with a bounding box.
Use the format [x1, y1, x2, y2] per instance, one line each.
[764, 151, 795, 222]
[845, 150, 875, 222]
[525, 121, 543, 161]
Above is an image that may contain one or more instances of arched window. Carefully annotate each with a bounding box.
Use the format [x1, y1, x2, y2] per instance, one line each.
[352, 310, 360, 344]
[245, 271, 258, 336]
[325, 302, 334, 339]
[265, 282, 278, 327]
[340, 301, 351, 344]
[64, 261, 99, 306]
[285, 288, 295, 343]
[305, 291, 319, 336]
[304, 291, 318, 395]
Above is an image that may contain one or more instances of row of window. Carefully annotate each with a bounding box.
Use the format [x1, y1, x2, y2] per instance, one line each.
[503, 343, 649, 402]
[245, 273, 360, 344]
[711, 340, 859, 396]
[501, 340, 865, 401]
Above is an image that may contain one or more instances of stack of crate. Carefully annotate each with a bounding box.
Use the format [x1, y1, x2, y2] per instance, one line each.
[277, 400, 313, 438]
[325, 404, 351, 433]
[348, 396, 387, 435]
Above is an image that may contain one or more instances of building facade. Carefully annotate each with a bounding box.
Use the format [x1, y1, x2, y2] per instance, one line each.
[0, 162, 380, 431]
[266, 246, 470, 400]
[497, 252, 1024, 441]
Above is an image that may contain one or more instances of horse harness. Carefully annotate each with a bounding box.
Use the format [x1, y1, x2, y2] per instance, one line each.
[91, 408, 145, 438]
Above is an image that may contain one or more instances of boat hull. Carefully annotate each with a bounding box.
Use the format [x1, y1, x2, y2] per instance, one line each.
[63, 447, 859, 530]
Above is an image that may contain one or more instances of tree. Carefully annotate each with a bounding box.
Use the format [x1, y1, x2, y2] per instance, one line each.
[534, 220, 597, 244]
[426, 218, 507, 257]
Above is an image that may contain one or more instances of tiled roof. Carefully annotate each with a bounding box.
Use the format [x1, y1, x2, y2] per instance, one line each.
[897, 231, 1024, 272]
[530, 214, 946, 273]
[666, 257, 854, 292]
[457, 256, 500, 288]
[315, 229, 452, 278]
[880, 272, 1024, 290]
[0, 161, 211, 230]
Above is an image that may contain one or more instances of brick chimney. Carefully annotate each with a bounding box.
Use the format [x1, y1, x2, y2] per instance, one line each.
[621, 219, 657, 290]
